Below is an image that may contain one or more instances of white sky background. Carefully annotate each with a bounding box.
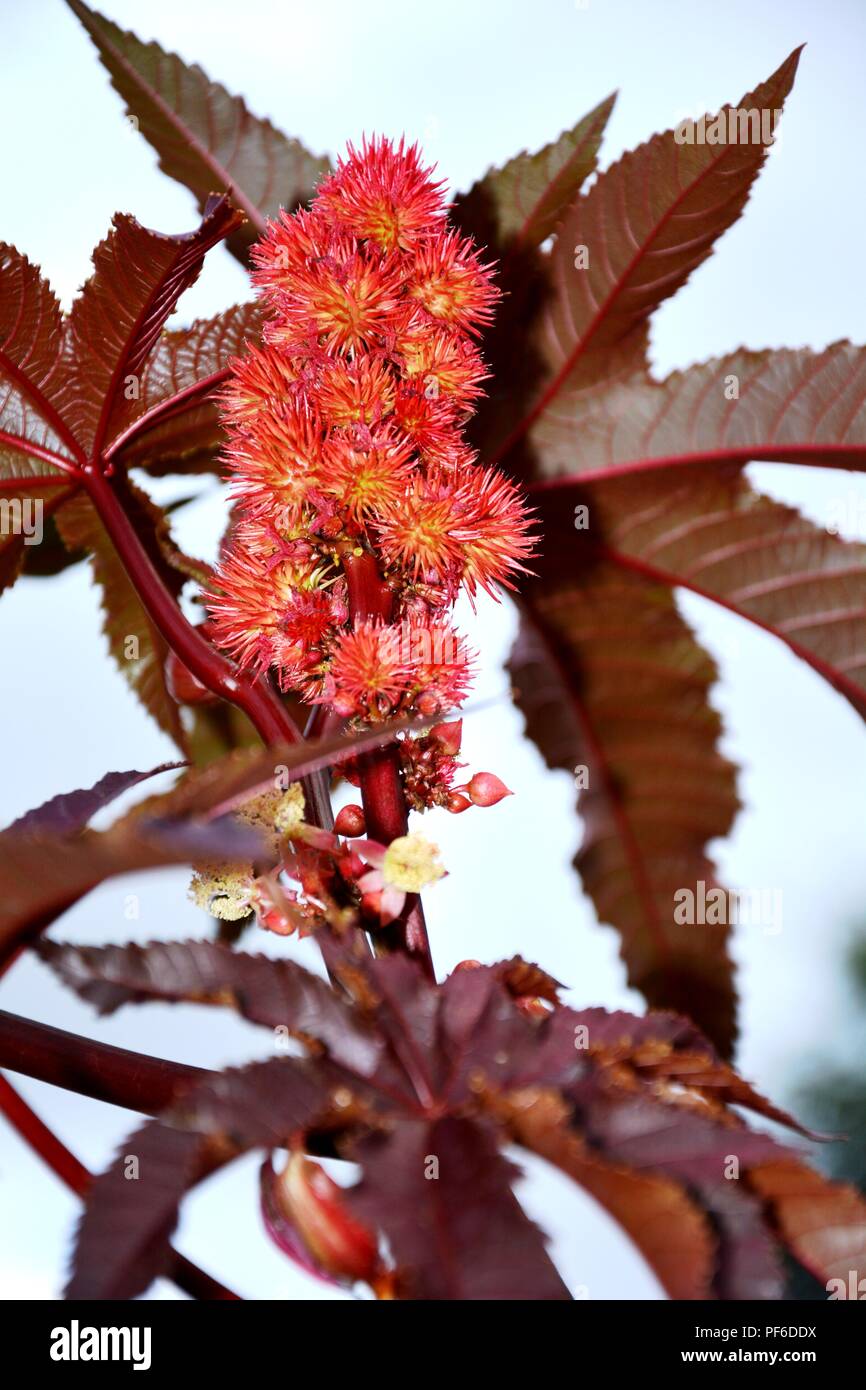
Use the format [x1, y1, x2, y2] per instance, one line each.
[1, 0, 866, 1300]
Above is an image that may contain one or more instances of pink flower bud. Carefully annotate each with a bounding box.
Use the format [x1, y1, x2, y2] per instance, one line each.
[272, 1152, 380, 1284]
[430, 719, 463, 755]
[334, 804, 366, 837]
[466, 772, 512, 807]
[446, 792, 472, 814]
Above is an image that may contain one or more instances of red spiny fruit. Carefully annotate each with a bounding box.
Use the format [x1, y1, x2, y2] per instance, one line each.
[317, 136, 448, 252]
[449, 463, 537, 596]
[220, 342, 301, 427]
[373, 473, 466, 590]
[266, 243, 405, 356]
[250, 206, 333, 293]
[319, 619, 413, 718]
[209, 135, 532, 807]
[408, 230, 499, 334]
[321, 428, 414, 524]
[310, 354, 396, 427]
[403, 621, 476, 715]
[226, 403, 325, 526]
[394, 321, 489, 409]
[390, 382, 462, 459]
[209, 543, 339, 682]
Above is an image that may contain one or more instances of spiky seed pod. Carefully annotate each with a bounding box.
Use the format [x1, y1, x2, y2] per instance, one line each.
[208, 135, 533, 808]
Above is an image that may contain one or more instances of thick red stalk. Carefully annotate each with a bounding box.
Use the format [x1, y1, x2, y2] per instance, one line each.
[341, 549, 409, 842]
[0, 1009, 210, 1114]
[0, 1010, 344, 1157]
[83, 466, 333, 828]
[0, 1074, 239, 1300]
[84, 468, 298, 743]
[341, 550, 434, 977]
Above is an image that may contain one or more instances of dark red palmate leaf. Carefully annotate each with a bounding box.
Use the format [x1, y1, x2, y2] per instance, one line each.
[483, 1087, 715, 1299]
[66, 1057, 335, 1299]
[66, 195, 242, 459]
[3, 762, 183, 837]
[67, 1121, 202, 1302]
[511, 464, 866, 1043]
[53, 947, 866, 1301]
[348, 1117, 570, 1300]
[0, 245, 80, 477]
[110, 302, 263, 475]
[544, 1003, 823, 1140]
[529, 343, 866, 482]
[1, 201, 241, 475]
[533, 457, 866, 717]
[509, 566, 739, 1052]
[453, 93, 616, 256]
[493, 1084, 791, 1300]
[67, 0, 329, 264]
[747, 1161, 866, 1292]
[39, 938, 382, 1077]
[483, 53, 854, 1051]
[490, 50, 802, 468]
[0, 205, 243, 619]
[566, 1079, 866, 1292]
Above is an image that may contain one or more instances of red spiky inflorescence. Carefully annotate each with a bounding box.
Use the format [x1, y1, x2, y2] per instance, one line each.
[208, 135, 534, 815]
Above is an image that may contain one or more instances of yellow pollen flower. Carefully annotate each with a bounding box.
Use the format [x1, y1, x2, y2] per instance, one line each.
[189, 864, 254, 920]
[382, 833, 445, 893]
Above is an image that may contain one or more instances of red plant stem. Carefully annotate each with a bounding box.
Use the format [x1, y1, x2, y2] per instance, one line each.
[84, 467, 295, 742]
[0, 1009, 210, 1114]
[0, 1074, 239, 1300]
[341, 550, 434, 978]
[0, 1072, 88, 1192]
[0, 1011, 346, 1162]
[162, 1252, 240, 1301]
[83, 466, 332, 828]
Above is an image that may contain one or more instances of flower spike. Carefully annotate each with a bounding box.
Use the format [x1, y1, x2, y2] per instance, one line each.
[203, 134, 533, 904]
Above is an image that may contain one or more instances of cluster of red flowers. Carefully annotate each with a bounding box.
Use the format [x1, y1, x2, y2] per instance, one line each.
[208, 136, 533, 804]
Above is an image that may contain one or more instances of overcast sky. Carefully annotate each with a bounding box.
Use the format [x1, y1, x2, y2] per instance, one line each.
[2, 0, 866, 1300]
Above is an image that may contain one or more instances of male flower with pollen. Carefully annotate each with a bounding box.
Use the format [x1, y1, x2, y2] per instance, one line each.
[189, 786, 305, 922]
[353, 832, 446, 924]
